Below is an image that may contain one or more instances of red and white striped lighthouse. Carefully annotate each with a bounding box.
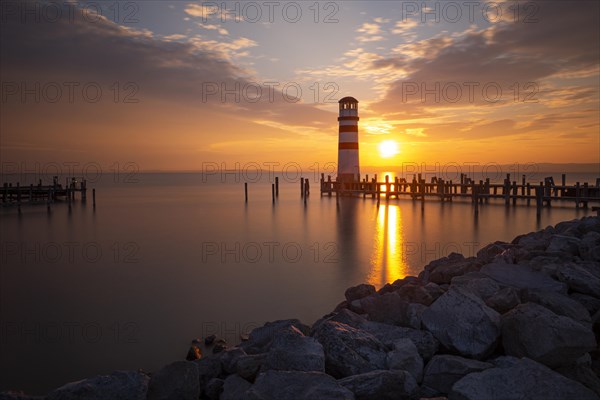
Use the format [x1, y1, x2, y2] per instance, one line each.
[337, 96, 360, 182]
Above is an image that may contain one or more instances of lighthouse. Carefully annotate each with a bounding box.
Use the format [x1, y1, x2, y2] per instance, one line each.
[337, 96, 360, 182]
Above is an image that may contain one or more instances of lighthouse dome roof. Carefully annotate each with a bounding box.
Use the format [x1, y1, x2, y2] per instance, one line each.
[339, 96, 358, 103]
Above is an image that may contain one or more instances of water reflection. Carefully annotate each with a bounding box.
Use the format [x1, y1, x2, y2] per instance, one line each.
[368, 204, 406, 287]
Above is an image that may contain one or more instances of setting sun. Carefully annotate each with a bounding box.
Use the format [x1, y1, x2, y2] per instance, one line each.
[378, 140, 400, 158]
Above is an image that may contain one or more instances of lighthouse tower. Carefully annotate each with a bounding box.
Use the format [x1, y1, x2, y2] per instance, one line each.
[337, 96, 360, 182]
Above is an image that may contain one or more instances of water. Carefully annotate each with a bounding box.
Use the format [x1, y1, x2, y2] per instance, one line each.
[0, 171, 597, 394]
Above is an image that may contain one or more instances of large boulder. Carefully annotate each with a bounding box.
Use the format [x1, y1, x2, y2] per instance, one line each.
[579, 231, 600, 262]
[236, 354, 267, 381]
[521, 289, 591, 324]
[46, 371, 149, 400]
[480, 262, 567, 293]
[395, 284, 436, 306]
[450, 272, 501, 300]
[193, 356, 222, 395]
[322, 309, 439, 360]
[345, 284, 376, 303]
[425, 254, 483, 285]
[246, 371, 354, 400]
[385, 338, 424, 382]
[422, 355, 493, 395]
[476, 241, 513, 264]
[421, 286, 501, 359]
[571, 292, 600, 315]
[264, 326, 325, 372]
[501, 303, 597, 368]
[221, 375, 251, 400]
[311, 321, 387, 378]
[241, 319, 310, 354]
[338, 370, 419, 400]
[557, 262, 600, 297]
[358, 293, 423, 329]
[484, 287, 520, 314]
[449, 358, 598, 400]
[147, 361, 199, 400]
[546, 234, 582, 255]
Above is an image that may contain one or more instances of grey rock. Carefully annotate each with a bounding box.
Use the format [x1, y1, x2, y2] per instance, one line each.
[204, 378, 223, 400]
[359, 292, 411, 327]
[481, 262, 567, 293]
[395, 284, 436, 306]
[501, 303, 597, 368]
[236, 353, 267, 381]
[557, 262, 600, 297]
[386, 338, 424, 382]
[218, 347, 247, 374]
[345, 284, 376, 303]
[46, 371, 149, 400]
[247, 370, 354, 400]
[426, 255, 483, 285]
[476, 241, 512, 264]
[421, 286, 501, 359]
[193, 356, 221, 395]
[339, 369, 419, 400]
[422, 355, 493, 395]
[522, 289, 591, 324]
[579, 231, 600, 262]
[241, 319, 310, 354]
[556, 363, 600, 398]
[484, 287, 520, 314]
[449, 358, 598, 400]
[221, 374, 251, 400]
[450, 272, 501, 300]
[147, 361, 199, 400]
[264, 326, 325, 372]
[546, 234, 581, 255]
[571, 292, 600, 315]
[312, 320, 387, 378]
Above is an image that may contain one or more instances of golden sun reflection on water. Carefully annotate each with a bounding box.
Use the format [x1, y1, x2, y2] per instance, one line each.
[368, 204, 407, 287]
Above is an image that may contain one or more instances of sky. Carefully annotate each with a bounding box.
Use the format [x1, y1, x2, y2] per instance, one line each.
[1, 0, 599, 172]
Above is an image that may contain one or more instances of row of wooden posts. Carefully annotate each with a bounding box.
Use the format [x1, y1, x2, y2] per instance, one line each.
[1, 177, 95, 213]
[319, 173, 600, 217]
[244, 176, 311, 204]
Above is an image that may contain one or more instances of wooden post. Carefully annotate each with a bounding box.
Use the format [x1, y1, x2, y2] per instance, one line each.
[82, 180, 87, 200]
[536, 185, 542, 217]
[526, 183, 531, 205]
[272, 183, 275, 204]
[305, 180, 310, 196]
[244, 182, 248, 203]
[512, 181, 517, 205]
[92, 188, 96, 207]
[327, 175, 332, 197]
[385, 175, 389, 202]
[504, 179, 510, 205]
[583, 182, 589, 208]
[545, 180, 552, 207]
[300, 178, 304, 197]
[561, 174, 566, 196]
[521, 175, 526, 196]
[275, 177, 279, 197]
[474, 184, 479, 216]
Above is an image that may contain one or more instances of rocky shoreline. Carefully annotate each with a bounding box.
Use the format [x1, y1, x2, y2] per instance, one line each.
[3, 216, 600, 400]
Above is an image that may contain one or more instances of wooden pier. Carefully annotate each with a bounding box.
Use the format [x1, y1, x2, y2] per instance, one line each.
[320, 173, 600, 216]
[1, 176, 90, 212]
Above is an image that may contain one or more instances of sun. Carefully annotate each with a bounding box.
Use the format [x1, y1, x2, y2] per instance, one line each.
[378, 140, 400, 158]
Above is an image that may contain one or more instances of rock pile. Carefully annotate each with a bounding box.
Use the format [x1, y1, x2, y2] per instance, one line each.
[3, 216, 600, 400]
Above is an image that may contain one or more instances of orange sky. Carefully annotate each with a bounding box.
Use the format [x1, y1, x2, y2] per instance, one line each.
[1, 1, 599, 172]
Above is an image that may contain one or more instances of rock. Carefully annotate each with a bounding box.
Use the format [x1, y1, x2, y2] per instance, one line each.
[339, 370, 419, 400]
[557, 262, 600, 297]
[451, 272, 501, 300]
[476, 241, 512, 264]
[484, 287, 520, 314]
[218, 347, 247, 374]
[423, 282, 446, 302]
[359, 292, 410, 326]
[579, 231, 600, 262]
[386, 338, 424, 382]
[488, 355, 520, 368]
[501, 303, 597, 368]
[236, 354, 267, 381]
[546, 234, 581, 255]
[147, 361, 199, 400]
[311, 320, 387, 378]
[185, 343, 202, 361]
[421, 355, 493, 395]
[481, 262, 567, 293]
[204, 335, 216, 345]
[522, 289, 591, 324]
[450, 357, 598, 400]
[241, 319, 310, 354]
[247, 370, 354, 400]
[221, 375, 251, 400]
[193, 356, 222, 395]
[264, 326, 325, 372]
[395, 284, 436, 306]
[46, 371, 149, 400]
[421, 286, 500, 359]
[426, 255, 483, 285]
[556, 363, 600, 398]
[571, 292, 600, 315]
[204, 378, 223, 400]
[322, 309, 438, 360]
[345, 284, 376, 302]
[0, 393, 43, 400]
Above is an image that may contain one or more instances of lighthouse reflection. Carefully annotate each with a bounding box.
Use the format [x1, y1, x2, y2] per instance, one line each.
[368, 204, 407, 287]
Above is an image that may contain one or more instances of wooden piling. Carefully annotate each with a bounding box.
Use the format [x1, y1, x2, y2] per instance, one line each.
[92, 188, 96, 207]
[300, 178, 304, 197]
[272, 183, 275, 204]
[275, 177, 279, 197]
[244, 182, 248, 203]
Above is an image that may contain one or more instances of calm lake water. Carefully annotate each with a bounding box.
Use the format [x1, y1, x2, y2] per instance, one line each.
[0, 171, 597, 394]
